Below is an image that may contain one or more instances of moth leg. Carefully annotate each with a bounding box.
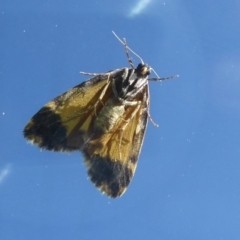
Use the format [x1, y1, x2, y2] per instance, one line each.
[80, 68, 125, 77]
[67, 74, 114, 122]
[91, 75, 112, 115]
[70, 75, 112, 119]
[147, 111, 159, 127]
[116, 98, 140, 107]
[117, 104, 141, 159]
[80, 71, 108, 76]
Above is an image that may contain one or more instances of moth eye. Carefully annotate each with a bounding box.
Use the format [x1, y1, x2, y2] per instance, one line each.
[141, 66, 150, 76]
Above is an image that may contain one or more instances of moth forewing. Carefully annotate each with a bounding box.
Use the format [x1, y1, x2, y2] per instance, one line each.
[23, 74, 112, 151]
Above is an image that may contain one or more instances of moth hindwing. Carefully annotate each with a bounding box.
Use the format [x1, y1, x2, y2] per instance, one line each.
[23, 32, 177, 198]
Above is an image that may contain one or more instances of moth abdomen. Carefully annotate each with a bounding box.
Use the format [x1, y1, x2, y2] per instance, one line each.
[94, 98, 125, 135]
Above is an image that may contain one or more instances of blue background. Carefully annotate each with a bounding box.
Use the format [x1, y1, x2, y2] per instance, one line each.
[1, 0, 240, 239]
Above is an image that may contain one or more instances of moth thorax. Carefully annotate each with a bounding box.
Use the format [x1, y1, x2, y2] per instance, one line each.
[94, 98, 125, 134]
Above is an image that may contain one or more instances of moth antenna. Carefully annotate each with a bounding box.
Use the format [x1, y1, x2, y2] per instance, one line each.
[150, 67, 179, 81]
[112, 31, 144, 65]
[112, 31, 179, 82]
[150, 67, 160, 79]
[148, 74, 179, 81]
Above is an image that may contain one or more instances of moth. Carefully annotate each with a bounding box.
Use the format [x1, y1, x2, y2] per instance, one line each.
[23, 32, 178, 198]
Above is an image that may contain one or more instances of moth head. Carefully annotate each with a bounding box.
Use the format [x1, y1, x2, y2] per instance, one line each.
[136, 63, 151, 77]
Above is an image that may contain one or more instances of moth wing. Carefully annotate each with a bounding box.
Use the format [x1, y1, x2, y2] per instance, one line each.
[23, 74, 114, 151]
[83, 85, 149, 197]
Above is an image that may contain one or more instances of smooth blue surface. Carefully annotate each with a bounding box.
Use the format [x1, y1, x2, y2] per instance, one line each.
[1, 1, 240, 239]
